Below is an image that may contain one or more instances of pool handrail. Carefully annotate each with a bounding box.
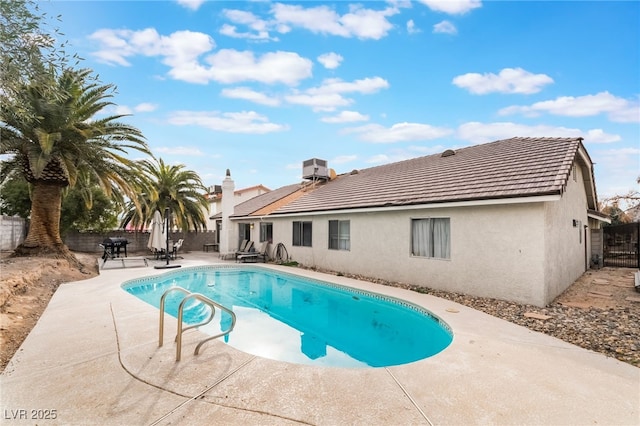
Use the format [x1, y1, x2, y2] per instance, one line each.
[159, 286, 237, 361]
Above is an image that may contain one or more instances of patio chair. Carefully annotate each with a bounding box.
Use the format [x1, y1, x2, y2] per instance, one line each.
[172, 238, 184, 259]
[238, 241, 269, 263]
[237, 239, 248, 253]
[235, 240, 254, 260]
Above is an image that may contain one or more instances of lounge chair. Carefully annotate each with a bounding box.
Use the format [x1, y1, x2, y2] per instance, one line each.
[237, 241, 269, 263]
[235, 240, 255, 260]
[237, 239, 248, 253]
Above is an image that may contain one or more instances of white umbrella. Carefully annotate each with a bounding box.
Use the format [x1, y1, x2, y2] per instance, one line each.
[147, 210, 165, 252]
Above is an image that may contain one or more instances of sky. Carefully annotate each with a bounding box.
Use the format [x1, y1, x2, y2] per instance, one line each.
[40, 0, 639, 206]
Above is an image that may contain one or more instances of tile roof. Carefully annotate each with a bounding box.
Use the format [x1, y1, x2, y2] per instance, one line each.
[230, 183, 302, 218]
[270, 137, 587, 215]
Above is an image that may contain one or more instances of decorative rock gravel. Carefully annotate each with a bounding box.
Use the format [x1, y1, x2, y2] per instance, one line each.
[301, 266, 640, 367]
[418, 291, 639, 368]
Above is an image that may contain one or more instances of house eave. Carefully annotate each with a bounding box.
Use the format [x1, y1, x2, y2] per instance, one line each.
[231, 194, 562, 219]
[587, 209, 611, 224]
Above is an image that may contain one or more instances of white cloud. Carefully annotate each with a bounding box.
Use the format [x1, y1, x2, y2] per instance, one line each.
[204, 49, 313, 85]
[310, 77, 390, 95]
[286, 77, 389, 111]
[223, 9, 268, 31]
[113, 105, 132, 115]
[583, 129, 623, 143]
[89, 29, 138, 66]
[90, 28, 214, 68]
[592, 147, 640, 203]
[418, 0, 482, 14]
[168, 110, 289, 134]
[220, 9, 275, 41]
[331, 155, 358, 164]
[135, 103, 158, 112]
[433, 20, 457, 34]
[457, 121, 621, 144]
[90, 28, 312, 86]
[453, 67, 554, 95]
[221, 87, 281, 106]
[499, 91, 640, 123]
[219, 24, 274, 41]
[317, 52, 343, 69]
[156, 146, 204, 156]
[407, 19, 420, 34]
[285, 92, 353, 112]
[176, 0, 205, 11]
[321, 110, 370, 123]
[344, 122, 453, 143]
[271, 3, 399, 40]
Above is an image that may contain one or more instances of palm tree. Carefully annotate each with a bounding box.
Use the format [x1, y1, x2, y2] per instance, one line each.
[0, 67, 151, 260]
[120, 158, 209, 233]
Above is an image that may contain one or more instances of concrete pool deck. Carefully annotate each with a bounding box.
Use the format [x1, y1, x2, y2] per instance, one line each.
[1, 253, 638, 425]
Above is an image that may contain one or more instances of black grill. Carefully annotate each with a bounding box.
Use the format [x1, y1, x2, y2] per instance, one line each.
[101, 237, 128, 260]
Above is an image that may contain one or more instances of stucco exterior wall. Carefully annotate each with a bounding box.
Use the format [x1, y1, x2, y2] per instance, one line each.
[267, 202, 548, 306]
[543, 163, 589, 302]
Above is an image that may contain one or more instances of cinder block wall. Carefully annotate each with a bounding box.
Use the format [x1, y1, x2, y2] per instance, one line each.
[64, 230, 218, 253]
[590, 228, 604, 266]
[0, 216, 26, 251]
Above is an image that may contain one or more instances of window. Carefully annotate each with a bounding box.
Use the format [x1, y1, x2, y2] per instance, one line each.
[293, 221, 312, 247]
[260, 222, 273, 243]
[238, 223, 251, 242]
[329, 220, 350, 250]
[411, 218, 450, 259]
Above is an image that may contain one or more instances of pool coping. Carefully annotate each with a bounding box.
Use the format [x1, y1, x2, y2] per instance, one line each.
[121, 263, 454, 368]
[1, 253, 638, 425]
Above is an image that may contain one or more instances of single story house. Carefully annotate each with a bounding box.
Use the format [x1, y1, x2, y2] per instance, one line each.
[213, 137, 610, 307]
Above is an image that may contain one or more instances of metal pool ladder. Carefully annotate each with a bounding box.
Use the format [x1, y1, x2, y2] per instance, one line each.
[159, 286, 237, 361]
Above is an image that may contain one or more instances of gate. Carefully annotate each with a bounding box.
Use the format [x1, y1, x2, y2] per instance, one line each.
[603, 222, 639, 268]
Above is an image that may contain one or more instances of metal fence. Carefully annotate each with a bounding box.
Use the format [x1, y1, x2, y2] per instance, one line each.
[603, 222, 639, 268]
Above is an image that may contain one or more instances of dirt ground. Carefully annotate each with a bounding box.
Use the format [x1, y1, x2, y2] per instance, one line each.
[0, 252, 100, 371]
[553, 267, 639, 310]
[0, 252, 638, 372]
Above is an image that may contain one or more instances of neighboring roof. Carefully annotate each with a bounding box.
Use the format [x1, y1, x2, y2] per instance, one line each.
[235, 184, 271, 195]
[208, 184, 271, 202]
[271, 137, 590, 215]
[209, 184, 302, 219]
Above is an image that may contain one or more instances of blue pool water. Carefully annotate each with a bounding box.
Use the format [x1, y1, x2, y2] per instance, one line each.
[122, 266, 452, 368]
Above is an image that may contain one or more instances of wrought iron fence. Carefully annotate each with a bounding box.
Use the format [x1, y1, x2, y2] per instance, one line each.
[603, 222, 639, 268]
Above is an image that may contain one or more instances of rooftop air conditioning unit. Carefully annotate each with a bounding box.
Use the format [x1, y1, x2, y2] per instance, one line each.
[302, 158, 329, 180]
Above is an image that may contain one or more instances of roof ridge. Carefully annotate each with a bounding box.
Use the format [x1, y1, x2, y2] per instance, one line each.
[231, 137, 594, 216]
[336, 136, 584, 177]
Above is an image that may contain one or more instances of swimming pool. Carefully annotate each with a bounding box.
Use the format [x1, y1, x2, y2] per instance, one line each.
[122, 265, 452, 368]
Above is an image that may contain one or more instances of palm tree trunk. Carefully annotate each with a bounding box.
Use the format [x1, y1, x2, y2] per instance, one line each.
[17, 182, 67, 255]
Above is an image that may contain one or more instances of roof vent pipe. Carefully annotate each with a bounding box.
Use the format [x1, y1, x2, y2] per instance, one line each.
[441, 149, 456, 157]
